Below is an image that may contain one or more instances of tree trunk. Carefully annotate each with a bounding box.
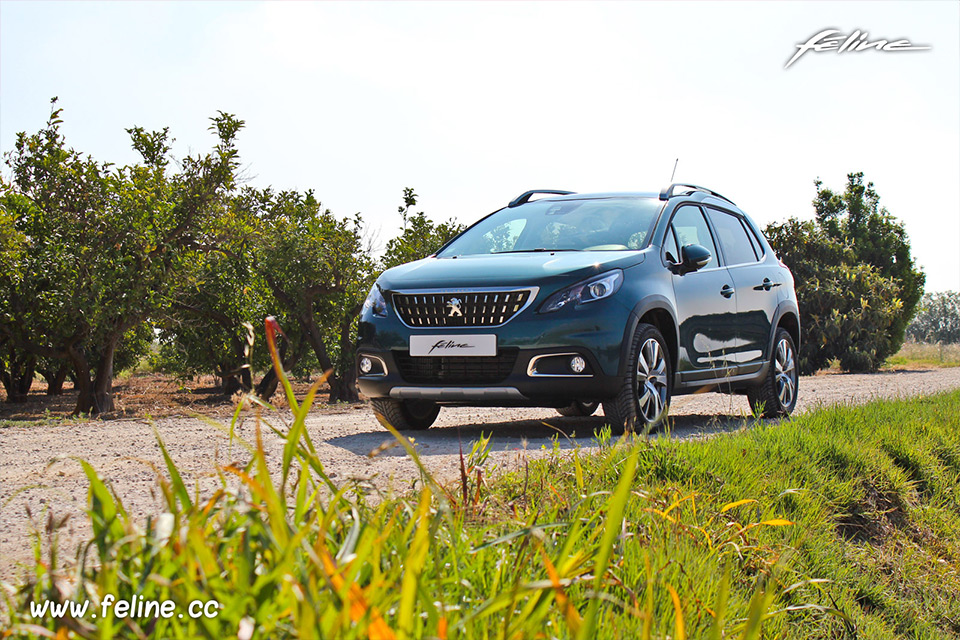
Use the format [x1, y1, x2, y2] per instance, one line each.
[256, 334, 305, 400]
[221, 372, 243, 396]
[328, 311, 360, 403]
[41, 363, 69, 395]
[299, 313, 345, 403]
[0, 352, 35, 403]
[328, 374, 359, 403]
[91, 335, 119, 414]
[16, 358, 35, 398]
[69, 346, 94, 415]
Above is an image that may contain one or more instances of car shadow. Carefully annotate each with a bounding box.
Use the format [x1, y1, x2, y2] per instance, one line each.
[320, 412, 761, 458]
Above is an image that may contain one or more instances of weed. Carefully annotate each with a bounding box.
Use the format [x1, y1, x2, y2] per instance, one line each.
[5, 319, 959, 638]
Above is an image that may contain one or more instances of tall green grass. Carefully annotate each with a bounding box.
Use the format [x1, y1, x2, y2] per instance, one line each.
[4, 319, 959, 638]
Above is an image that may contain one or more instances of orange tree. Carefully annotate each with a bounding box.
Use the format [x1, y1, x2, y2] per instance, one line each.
[0, 100, 242, 413]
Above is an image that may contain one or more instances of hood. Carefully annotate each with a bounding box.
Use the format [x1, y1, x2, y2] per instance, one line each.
[377, 250, 647, 291]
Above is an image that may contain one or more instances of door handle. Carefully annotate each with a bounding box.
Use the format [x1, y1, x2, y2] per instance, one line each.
[720, 284, 735, 298]
[754, 278, 781, 291]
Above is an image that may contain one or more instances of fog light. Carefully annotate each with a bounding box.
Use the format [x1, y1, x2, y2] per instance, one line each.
[360, 357, 373, 374]
[569, 356, 587, 373]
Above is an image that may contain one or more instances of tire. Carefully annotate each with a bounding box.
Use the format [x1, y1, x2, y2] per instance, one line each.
[602, 323, 672, 434]
[371, 398, 440, 431]
[556, 400, 600, 417]
[747, 328, 799, 418]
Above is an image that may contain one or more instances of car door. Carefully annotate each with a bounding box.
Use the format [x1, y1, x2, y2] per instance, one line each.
[666, 205, 739, 381]
[705, 207, 778, 374]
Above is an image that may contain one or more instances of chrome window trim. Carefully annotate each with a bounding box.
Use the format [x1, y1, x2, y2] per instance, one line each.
[390, 286, 540, 329]
[526, 352, 595, 378]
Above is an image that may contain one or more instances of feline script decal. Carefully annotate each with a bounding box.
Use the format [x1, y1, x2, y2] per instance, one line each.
[786, 29, 931, 69]
[429, 340, 474, 354]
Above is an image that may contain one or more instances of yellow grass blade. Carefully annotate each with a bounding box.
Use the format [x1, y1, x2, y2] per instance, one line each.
[720, 499, 758, 513]
[398, 487, 433, 640]
[666, 584, 686, 640]
[542, 549, 582, 634]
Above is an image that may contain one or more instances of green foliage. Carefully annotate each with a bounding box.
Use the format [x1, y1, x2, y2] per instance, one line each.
[907, 291, 960, 345]
[243, 187, 375, 401]
[382, 188, 465, 270]
[153, 204, 276, 391]
[766, 173, 924, 374]
[0, 100, 242, 413]
[10, 329, 960, 638]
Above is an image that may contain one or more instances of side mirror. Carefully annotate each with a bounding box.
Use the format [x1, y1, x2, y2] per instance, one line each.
[678, 244, 711, 274]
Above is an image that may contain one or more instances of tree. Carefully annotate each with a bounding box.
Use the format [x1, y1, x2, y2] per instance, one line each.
[907, 291, 960, 347]
[0, 100, 242, 414]
[812, 172, 925, 357]
[382, 188, 465, 270]
[244, 188, 375, 403]
[154, 205, 277, 395]
[765, 173, 923, 374]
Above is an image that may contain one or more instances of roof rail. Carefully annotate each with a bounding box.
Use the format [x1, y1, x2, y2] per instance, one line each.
[508, 190, 575, 208]
[658, 183, 735, 206]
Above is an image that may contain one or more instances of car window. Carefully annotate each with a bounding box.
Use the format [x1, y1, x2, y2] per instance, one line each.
[743, 220, 764, 260]
[480, 219, 527, 253]
[670, 205, 717, 269]
[663, 225, 680, 264]
[707, 208, 760, 266]
[437, 197, 663, 256]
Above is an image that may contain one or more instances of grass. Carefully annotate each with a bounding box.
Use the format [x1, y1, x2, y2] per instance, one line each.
[885, 341, 960, 369]
[3, 322, 959, 638]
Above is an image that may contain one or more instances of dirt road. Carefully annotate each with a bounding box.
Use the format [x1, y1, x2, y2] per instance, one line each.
[3, 367, 960, 582]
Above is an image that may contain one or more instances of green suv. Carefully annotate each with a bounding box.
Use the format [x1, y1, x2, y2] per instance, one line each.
[358, 184, 800, 432]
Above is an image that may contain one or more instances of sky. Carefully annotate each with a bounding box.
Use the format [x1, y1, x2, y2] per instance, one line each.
[1, 1, 958, 292]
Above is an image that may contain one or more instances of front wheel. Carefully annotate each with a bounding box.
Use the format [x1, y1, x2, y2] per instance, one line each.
[371, 398, 440, 431]
[602, 323, 672, 434]
[747, 328, 799, 418]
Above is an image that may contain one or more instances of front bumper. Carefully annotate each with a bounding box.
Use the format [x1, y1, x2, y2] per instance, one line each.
[356, 294, 631, 407]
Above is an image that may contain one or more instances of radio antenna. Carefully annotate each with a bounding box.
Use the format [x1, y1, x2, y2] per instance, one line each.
[669, 158, 679, 183]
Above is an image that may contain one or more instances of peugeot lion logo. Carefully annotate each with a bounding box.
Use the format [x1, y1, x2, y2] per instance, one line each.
[446, 298, 463, 317]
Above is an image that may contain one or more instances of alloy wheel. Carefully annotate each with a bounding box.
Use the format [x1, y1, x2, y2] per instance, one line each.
[636, 337, 668, 424]
[774, 337, 796, 409]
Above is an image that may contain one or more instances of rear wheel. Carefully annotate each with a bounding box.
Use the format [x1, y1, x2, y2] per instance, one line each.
[371, 398, 440, 431]
[602, 323, 672, 434]
[747, 328, 798, 418]
[556, 400, 599, 417]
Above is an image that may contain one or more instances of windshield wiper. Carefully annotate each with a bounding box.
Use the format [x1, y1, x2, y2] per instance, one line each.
[491, 248, 580, 254]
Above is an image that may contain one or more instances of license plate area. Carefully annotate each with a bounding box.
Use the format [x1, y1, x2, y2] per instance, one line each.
[409, 335, 497, 357]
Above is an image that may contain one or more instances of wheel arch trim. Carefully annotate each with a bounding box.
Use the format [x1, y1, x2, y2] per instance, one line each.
[620, 296, 679, 378]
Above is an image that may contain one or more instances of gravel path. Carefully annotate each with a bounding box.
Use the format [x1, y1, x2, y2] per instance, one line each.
[3, 367, 960, 583]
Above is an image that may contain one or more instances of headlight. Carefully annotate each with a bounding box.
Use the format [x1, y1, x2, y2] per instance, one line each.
[362, 285, 388, 318]
[539, 269, 624, 313]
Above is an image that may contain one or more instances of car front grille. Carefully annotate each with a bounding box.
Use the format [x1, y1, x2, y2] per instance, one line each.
[394, 349, 519, 384]
[392, 290, 533, 327]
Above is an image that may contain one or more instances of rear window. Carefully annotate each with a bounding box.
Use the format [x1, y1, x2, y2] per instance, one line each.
[438, 197, 664, 257]
[707, 208, 760, 266]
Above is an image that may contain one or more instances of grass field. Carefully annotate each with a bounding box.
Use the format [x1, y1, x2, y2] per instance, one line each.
[4, 354, 960, 638]
[885, 341, 960, 369]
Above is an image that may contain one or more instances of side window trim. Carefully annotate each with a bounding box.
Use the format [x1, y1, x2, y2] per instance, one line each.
[704, 206, 766, 267]
[663, 224, 680, 265]
[667, 204, 724, 270]
[742, 217, 766, 260]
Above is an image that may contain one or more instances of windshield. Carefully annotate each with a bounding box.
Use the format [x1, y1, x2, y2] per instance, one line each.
[437, 197, 664, 257]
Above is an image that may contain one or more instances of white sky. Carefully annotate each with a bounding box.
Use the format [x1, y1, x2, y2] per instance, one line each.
[2, 1, 958, 291]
